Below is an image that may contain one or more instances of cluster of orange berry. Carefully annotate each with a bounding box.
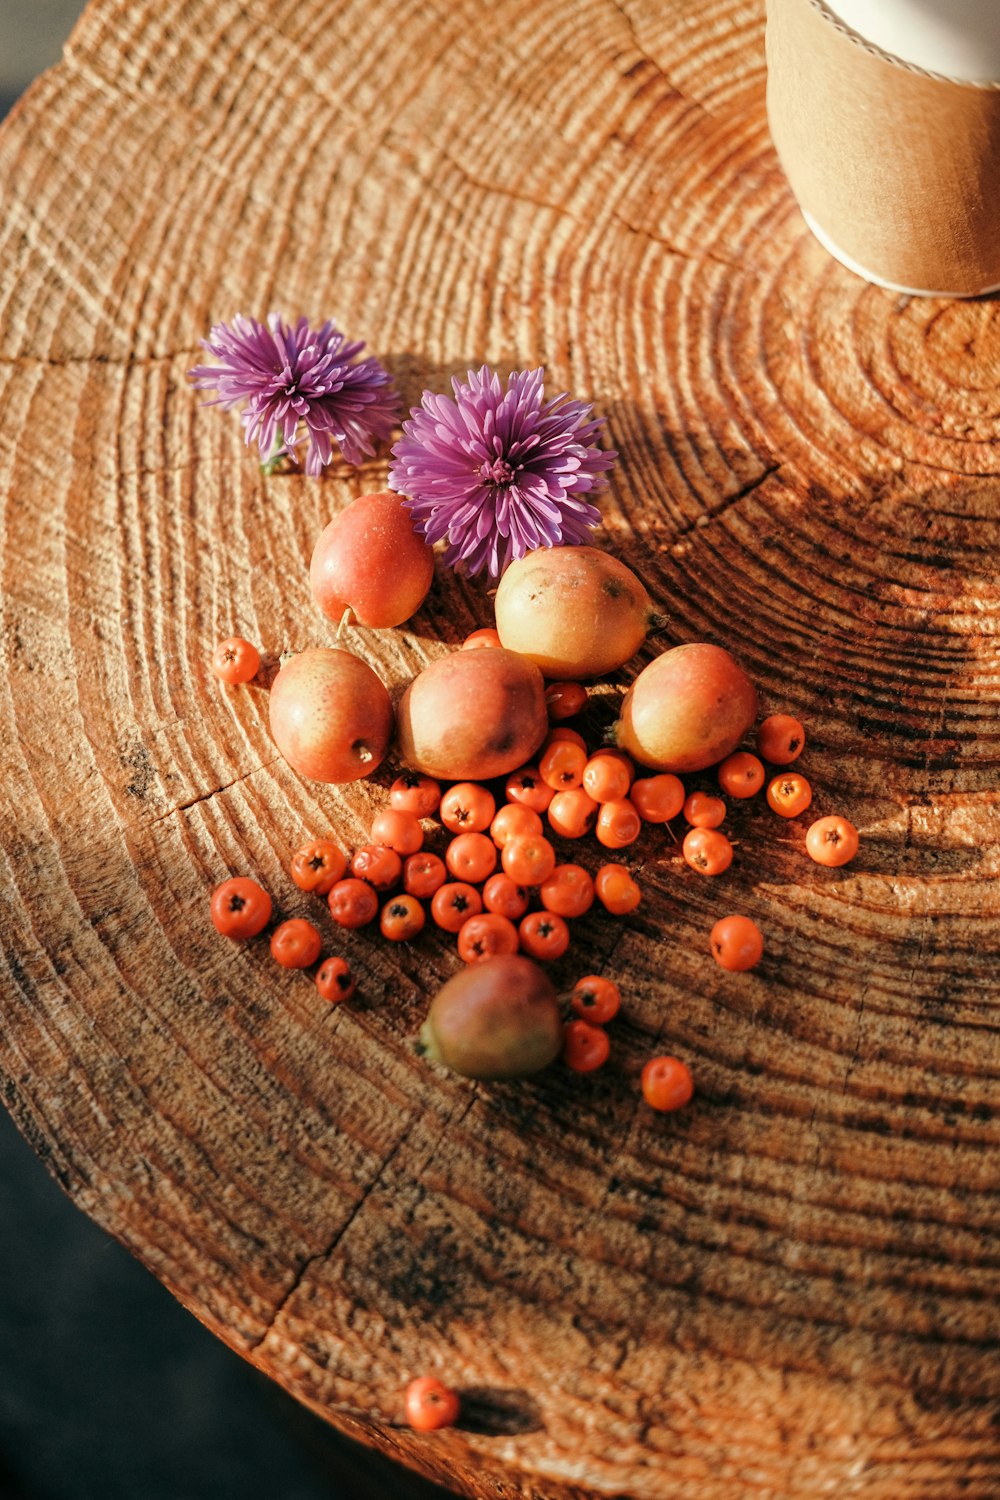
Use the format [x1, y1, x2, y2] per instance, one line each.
[210, 629, 859, 1109]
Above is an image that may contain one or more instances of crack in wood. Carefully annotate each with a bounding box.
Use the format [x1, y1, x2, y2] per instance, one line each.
[247, 1128, 412, 1354]
[608, 0, 717, 120]
[146, 757, 282, 825]
[668, 462, 784, 544]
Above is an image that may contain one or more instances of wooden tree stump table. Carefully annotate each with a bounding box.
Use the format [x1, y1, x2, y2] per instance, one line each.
[1, 1, 998, 1495]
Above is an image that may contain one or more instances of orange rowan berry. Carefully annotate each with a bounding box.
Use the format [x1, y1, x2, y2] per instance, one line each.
[504, 766, 554, 814]
[502, 834, 556, 886]
[539, 864, 594, 919]
[595, 798, 641, 849]
[350, 844, 402, 891]
[683, 792, 726, 829]
[766, 771, 812, 819]
[380, 894, 426, 942]
[403, 851, 448, 900]
[563, 1019, 610, 1072]
[547, 787, 599, 839]
[717, 751, 765, 799]
[315, 955, 355, 1003]
[545, 681, 588, 720]
[457, 912, 519, 963]
[582, 750, 633, 804]
[289, 839, 348, 895]
[710, 915, 764, 972]
[630, 774, 684, 824]
[489, 802, 544, 849]
[570, 975, 621, 1024]
[430, 882, 482, 933]
[461, 627, 502, 651]
[389, 772, 441, 818]
[756, 713, 806, 765]
[594, 863, 641, 915]
[270, 918, 322, 969]
[518, 910, 570, 961]
[210, 877, 272, 940]
[538, 738, 587, 791]
[211, 636, 260, 684]
[370, 808, 424, 857]
[482, 872, 530, 920]
[439, 782, 495, 834]
[641, 1056, 693, 1111]
[404, 1376, 460, 1431]
[328, 878, 379, 929]
[805, 815, 859, 867]
[446, 831, 497, 884]
[682, 827, 733, 876]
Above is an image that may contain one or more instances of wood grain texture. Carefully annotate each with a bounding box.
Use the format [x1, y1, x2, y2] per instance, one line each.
[1, 1, 998, 1495]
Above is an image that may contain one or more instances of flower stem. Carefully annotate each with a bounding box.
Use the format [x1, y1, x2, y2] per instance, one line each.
[260, 435, 292, 476]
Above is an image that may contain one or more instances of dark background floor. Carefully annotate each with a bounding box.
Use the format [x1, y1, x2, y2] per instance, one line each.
[0, 8, 452, 1498]
[0, 1107, 454, 1500]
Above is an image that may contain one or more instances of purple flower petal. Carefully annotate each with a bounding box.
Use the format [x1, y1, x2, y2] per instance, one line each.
[388, 365, 616, 579]
[189, 312, 399, 472]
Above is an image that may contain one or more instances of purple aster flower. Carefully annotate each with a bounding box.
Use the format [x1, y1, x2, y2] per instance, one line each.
[189, 313, 399, 476]
[388, 366, 617, 578]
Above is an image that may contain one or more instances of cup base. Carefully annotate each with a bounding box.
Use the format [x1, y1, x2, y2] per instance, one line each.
[802, 209, 1000, 298]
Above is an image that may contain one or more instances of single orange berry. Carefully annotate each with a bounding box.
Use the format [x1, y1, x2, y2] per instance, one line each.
[489, 802, 544, 849]
[538, 738, 587, 791]
[430, 882, 482, 933]
[519, 910, 570, 961]
[461, 627, 502, 651]
[501, 833, 556, 887]
[717, 751, 765, 799]
[210, 876, 272, 940]
[504, 765, 554, 814]
[570, 975, 621, 1024]
[766, 771, 812, 819]
[403, 852, 448, 900]
[547, 787, 599, 839]
[350, 844, 402, 892]
[315, 955, 355, 1003]
[404, 1376, 460, 1432]
[641, 1055, 693, 1112]
[446, 831, 497, 884]
[682, 827, 733, 876]
[595, 797, 642, 849]
[582, 750, 633, 804]
[545, 681, 588, 720]
[439, 782, 496, 834]
[630, 774, 685, 824]
[539, 863, 595, 919]
[594, 863, 641, 915]
[327, 878, 379, 929]
[805, 815, 859, 867]
[289, 839, 348, 895]
[756, 713, 806, 765]
[457, 912, 519, 964]
[710, 915, 764, 972]
[683, 791, 726, 829]
[542, 726, 587, 752]
[211, 636, 260, 684]
[563, 1019, 610, 1073]
[270, 918, 322, 969]
[482, 872, 530, 921]
[380, 894, 426, 942]
[389, 772, 441, 818]
[370, 808, 424, 857]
